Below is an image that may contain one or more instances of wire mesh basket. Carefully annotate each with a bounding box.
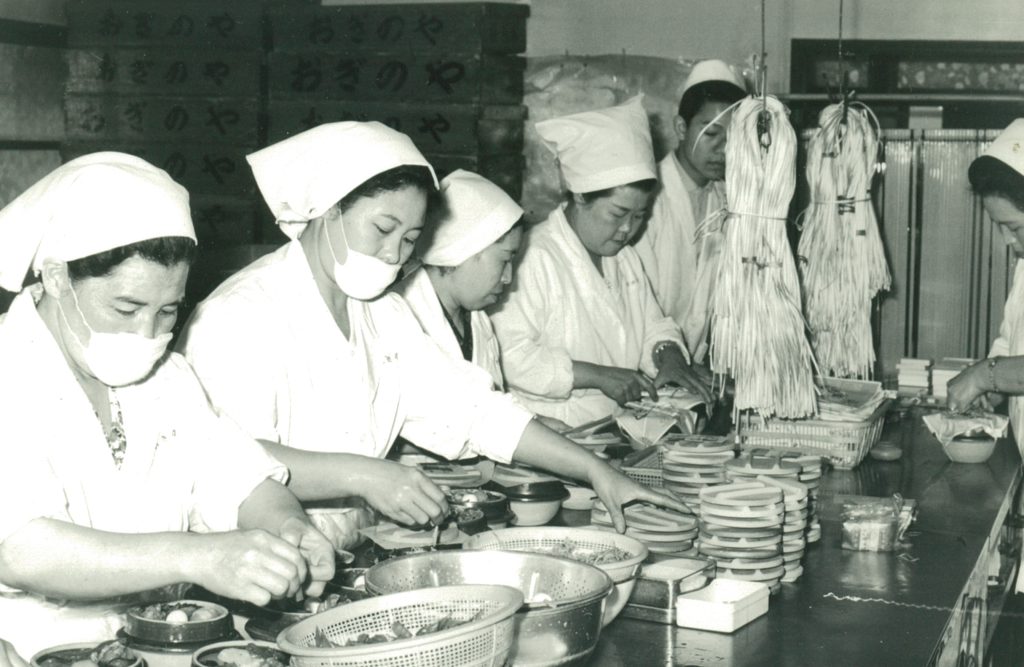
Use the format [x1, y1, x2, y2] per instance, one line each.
[277, 584, 522, 667]
[738, 400, 891, 469]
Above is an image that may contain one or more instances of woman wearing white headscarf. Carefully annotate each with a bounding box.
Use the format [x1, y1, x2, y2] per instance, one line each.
[396, 170, 523, 389]
[179, 122, 685, 533]
[0, 153, 333, 657]
[490, 96, 714, 428]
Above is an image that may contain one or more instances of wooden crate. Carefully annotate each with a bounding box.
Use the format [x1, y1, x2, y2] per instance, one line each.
[61, 143, 257, 197]
[268, 3, 528, 55]
[65, 0, 262, 51]
[65, 49, 261, 97]
[64, 94, 259, 144]
[267, 101, 524, 156]
[268, 52, 524, 105]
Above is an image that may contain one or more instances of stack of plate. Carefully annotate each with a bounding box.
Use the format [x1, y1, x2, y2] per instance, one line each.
[785, 454, 824, 543]
[591, 502, 699, 555]
[697, 482, 785, 589]
[756, 476, 809, 582]
[659, 438, 736, 510]
[725, 453, 802, 484]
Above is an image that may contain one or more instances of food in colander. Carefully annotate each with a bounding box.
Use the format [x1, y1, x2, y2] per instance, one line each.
[312, 612, 483, 647]
[533, 538, 632, 565]
[200, 644, 289, 667]
[37, 640, 137, 667]
[131, 601, 224, 622]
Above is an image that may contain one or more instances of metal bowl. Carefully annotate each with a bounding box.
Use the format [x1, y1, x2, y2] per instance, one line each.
[124, 600, 232, 644]
[365, 550, 613, 666]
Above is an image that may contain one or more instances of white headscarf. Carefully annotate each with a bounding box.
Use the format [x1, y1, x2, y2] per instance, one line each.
[982, 119, 1024, 177]
[681, 59, 746, 98]
[535, 95, 657, 194]
[246, 121, 439, 240]
[0, 152, 194, 292]
[421, 170, 524, 267]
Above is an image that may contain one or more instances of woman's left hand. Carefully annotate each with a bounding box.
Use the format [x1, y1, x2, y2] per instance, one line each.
[589, 465, 693, 533]
[277, 516, 336, 598]
[946, 362, 989, 413]
[654, 357, 714, 405]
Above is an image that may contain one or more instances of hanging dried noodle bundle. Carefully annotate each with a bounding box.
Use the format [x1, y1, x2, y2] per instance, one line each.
[709, 96, 817, 419]
[798, 103, 890, 379]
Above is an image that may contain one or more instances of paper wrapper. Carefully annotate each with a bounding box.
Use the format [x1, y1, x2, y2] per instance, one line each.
[616, 389, 703, 447]
[922, 411, 1009, 447]
[305, 502, 375, 553]
[359, 521, 463, 551]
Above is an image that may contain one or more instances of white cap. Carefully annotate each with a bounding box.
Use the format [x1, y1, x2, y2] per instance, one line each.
[681, 59, 746, 98]
[0, 152, 194, 292]
[421, 170, 523, 267]
[535, 95, 657, 194]
[982, 119, 1024, 177]
[247, 121, 438, 240]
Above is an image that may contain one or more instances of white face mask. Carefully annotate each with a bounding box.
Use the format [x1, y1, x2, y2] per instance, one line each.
[60, 284, 172, 387]
[324, 212, 402, 301]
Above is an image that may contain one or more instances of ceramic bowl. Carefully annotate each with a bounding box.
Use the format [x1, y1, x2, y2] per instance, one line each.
[943, 434, 996, 464]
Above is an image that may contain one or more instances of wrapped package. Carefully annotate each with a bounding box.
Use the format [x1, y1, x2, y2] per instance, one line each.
[840, 495, 915, 552]
[922, 410, 1009, 447]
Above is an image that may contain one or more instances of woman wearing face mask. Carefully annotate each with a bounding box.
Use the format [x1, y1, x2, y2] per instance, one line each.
[947, 120, 1024, 441]
[0, 154, 333, 656]
[396, 170, 523, 391]
[179, 122, 686, 534]
[490, 96, 714, 428]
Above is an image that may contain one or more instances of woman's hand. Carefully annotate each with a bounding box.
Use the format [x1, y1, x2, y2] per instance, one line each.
[592, 366, 659, 405]
[276, 516, 336, 598]
[357, 460, 449, 527]
[185, 529, 313, 607]
[589, 465, 693, 533]
[653, 348, 714, 405]
[0, 640, 26, 667]
[947, 361, 991, 413]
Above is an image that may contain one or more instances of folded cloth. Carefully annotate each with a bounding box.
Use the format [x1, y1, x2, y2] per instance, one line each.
[922, 410, 1009, 447]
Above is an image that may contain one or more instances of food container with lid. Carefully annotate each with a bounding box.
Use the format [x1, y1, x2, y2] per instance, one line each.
[674, 578, 770, 633]
[500, 482, 569, 526]
[122, 600, 234, 648]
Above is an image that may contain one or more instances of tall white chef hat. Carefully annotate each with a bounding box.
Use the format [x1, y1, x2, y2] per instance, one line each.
[980, 119, 1024, 177]
[535, 95, 657, 194]
[421, 170, 524, 267]
[0, 152, 194, 292]
[681, 59, 746, 98]
[247, 121, 438, 240]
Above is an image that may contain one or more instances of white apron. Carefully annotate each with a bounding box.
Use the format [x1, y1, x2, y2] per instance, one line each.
[489, 205, 685, 427]
[0, 287, 286, 656]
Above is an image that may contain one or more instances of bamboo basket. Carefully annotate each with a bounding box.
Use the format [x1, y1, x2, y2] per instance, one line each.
[737, 400, 891, 469]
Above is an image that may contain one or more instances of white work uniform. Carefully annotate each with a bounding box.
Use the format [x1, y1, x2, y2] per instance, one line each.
[633, 153, 727, 361]
[489, 205, 686, 427]
[179, 242, 531, 462]
[0, 287, 287, 657]
[396, 267, 504, 389]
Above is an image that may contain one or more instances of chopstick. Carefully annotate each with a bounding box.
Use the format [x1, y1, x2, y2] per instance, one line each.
[561, 414, 616, 438]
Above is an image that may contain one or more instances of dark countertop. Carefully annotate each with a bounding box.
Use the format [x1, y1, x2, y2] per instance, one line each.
[587, 409, 1022, 667]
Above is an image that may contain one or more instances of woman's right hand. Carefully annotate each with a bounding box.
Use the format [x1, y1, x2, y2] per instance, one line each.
[0, 640, 26, 667]
[186, 529, 311, 607]
[357, 460, 449, 527]
[593, 366, 658, 406]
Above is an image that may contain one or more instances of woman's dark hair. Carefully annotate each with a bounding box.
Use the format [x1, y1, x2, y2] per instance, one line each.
[968, 156, 1024, 212]
[425, 217, 526, 273]
[67, 236, 197, 282]
[337, 165, 439, 214]
[678, 81, 746, 124]
[577, 178, 658, 204]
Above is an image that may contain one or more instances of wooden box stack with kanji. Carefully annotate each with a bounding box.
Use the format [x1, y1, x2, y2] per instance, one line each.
[63, 0, 264, 247]
[265, 2, 529, 209]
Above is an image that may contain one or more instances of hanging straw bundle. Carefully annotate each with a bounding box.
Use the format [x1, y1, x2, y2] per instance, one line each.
[798, 103, 889, 379]
[709, 96, 818, 419]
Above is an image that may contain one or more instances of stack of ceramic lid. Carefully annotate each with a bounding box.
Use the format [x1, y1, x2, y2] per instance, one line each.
[659, 437, 736, 511]
[785, 454, 824, 543]
[697, 482, 785, 589]
[591, 502, 699, 555]
[756, 476, 809, 582]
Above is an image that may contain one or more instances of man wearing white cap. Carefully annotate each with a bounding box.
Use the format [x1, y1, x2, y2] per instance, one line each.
[633, 59, 746, 362]
[0, 153, 334, 656]
[491, 96, 714, 428]
[179, 122, 688, 536]
[397, 169, 523, 389]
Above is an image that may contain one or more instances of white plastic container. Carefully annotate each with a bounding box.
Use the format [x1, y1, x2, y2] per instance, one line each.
[675, 578, 769, 633]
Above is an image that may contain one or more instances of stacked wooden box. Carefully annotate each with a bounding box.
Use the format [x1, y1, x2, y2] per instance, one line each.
[63, 0, 264, 246]
[266, 2, 529, 201]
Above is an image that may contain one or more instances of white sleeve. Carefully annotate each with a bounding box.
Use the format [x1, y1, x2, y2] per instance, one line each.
[489, 250, 575, 399]
[177, 298, 284, 444]
[632, 255, 688, 377]
[383, 298, 533, 464]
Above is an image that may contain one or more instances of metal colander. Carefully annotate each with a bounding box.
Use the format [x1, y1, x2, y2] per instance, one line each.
[277, 585, 522, 667]
[364, 550, 613, 666]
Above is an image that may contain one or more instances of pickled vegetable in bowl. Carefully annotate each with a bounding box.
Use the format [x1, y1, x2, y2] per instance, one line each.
[197, 643, 289, 667]
[35, 641, 139, 667]
[131, 601, 225, 623]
